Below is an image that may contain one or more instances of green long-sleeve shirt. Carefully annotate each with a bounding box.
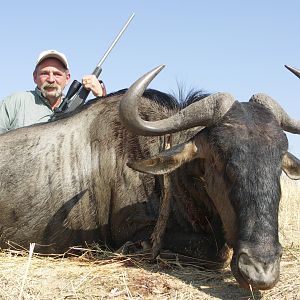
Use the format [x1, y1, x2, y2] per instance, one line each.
[0, 87, 54, 133]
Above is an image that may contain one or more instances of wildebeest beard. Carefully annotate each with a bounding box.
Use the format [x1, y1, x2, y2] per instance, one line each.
[40, 82, 63, 99]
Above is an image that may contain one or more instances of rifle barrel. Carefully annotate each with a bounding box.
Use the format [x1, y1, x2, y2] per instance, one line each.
[57, 13, 135, 115]
[95, 13, 135, 70]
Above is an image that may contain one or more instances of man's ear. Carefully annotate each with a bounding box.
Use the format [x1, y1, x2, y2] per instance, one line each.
[282, 152, 300, 180]
[33, 71, 37, 84]
[66, 70, 71, 83]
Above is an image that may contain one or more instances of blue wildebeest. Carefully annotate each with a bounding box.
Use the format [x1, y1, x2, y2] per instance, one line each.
[0, 65, 299, 291]
[119, 65, 300, 290]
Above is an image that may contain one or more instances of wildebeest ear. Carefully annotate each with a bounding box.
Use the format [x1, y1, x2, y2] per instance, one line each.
[127, 139, 204, 175]
[282, 152, 300, 180]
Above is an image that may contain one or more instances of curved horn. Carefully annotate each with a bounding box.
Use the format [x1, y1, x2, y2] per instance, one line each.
[119, 65, 235, 136]
[250, 93, 300, 134]
[285, 65, 300, 79]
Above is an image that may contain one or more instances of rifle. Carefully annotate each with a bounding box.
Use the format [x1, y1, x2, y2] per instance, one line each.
[53, 13, 135, 116]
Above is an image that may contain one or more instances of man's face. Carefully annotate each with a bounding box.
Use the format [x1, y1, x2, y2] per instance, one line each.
[33, 58, 70, 106]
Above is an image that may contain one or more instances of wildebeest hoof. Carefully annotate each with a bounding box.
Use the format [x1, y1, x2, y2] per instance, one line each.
[116, 240, 152, 255]
[140, 240, 152, 251]
[115, 241, 136, 255]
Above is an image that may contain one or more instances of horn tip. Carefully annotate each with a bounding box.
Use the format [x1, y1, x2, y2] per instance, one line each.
[155, 64, 165, 72]
[147, 64, 166, 79]
[284, 64, 300, 79]
[284, 64, 291, 70]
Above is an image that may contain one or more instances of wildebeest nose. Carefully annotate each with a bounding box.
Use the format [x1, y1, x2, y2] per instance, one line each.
[238, 253, 280, 290]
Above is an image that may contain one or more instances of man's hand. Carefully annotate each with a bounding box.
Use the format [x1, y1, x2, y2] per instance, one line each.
[82, 75, 105, 97]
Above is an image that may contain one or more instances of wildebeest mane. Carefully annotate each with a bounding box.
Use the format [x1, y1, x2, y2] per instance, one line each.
[88, 87, 210, 109]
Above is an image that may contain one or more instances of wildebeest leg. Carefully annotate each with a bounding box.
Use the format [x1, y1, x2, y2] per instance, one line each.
[151, 174, 171, 259]
[162, 231, 232, 269]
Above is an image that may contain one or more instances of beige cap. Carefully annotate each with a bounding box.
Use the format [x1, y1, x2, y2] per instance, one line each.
[35, 49, 69, 69]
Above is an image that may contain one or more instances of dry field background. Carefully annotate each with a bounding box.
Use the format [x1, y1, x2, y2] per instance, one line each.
[0, 244, 298, 300]
[0, 175, 298, 300]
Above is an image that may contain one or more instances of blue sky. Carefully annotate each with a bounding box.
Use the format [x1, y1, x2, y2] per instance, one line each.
[0, 1, 299, 157]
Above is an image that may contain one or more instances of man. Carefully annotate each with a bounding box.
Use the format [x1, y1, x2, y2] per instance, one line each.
[0, 49, 106, 133]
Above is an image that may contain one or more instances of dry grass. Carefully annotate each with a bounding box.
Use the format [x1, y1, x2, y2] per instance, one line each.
[0, 243, 298, 300]
[279, 174, 300, 248]
[0, 175, 298, 299]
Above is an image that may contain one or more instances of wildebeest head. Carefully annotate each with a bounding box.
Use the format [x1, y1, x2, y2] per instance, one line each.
[119, 66, 300, 290]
